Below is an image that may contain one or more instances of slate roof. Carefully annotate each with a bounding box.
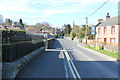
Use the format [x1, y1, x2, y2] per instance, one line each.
[98, 16, 120, 27]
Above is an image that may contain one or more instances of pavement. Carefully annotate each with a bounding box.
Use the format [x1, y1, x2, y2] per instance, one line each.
[16, 40, 65, 78]
[15, 38, 119, 79]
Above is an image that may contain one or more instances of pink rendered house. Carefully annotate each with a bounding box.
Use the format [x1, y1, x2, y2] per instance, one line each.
[95, 14, 120, 53]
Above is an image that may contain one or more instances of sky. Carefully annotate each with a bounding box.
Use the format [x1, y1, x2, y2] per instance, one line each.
[0, 0, 119, 28]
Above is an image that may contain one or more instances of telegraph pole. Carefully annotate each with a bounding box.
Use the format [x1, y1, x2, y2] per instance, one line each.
[85, 17, 88, 44]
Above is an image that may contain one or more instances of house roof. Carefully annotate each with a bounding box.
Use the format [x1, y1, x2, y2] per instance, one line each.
[98, 16, 120, 27]
[0, 26, 20, 30]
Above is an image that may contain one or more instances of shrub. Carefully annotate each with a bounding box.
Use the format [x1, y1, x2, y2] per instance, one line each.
[70, 30, 76, 40]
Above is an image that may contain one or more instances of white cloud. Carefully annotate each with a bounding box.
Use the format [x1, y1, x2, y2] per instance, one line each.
[0, 0, 118, 26]
[0, 0, 118, 13]
[0, 0, 30, 12]
[31, 0, 118, 8]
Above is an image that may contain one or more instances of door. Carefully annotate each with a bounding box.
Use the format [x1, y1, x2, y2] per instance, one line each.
[104, 38, 107, 45]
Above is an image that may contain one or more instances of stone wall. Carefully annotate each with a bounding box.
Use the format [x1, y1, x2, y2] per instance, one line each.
[104, 45, 120, 53]
[2, 46, 45, 78]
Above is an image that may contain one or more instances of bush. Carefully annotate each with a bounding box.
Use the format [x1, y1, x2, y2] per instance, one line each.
[54, 34, 61, 38]
[70, 30, 76, 40]
[64, 34, 70, 37]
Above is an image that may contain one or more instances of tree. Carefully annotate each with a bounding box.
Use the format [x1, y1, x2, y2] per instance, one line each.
[19, 19, 25, 29]
[72, 24, 81, 38]
[4, 18, 12, 27]
[0, 15, 3, 25]
[64, 24, 72, 35]
[19, 19, 24, 26]
[81, 25, 93, 39]
[35, 22, 51, 31]
[14, 22, 17, 27]
[41, 22, 50, 28]
[70, 30, 76, 40]
[81, 25, 86, 31]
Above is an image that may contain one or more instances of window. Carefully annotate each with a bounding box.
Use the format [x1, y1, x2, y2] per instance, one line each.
[104, 27, 107, 34]
[110, 38, 115, 44]
[98, 28, 101, 34]
[111, 26, 115, 34]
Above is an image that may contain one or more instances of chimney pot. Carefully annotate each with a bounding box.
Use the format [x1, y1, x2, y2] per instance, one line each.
[106, 13, 110, 20]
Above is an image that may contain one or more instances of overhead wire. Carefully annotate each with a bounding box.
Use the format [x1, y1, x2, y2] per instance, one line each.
[31, 0, 114, 26]
[87, 0, 110, 18]
[68, 0, 110, 26]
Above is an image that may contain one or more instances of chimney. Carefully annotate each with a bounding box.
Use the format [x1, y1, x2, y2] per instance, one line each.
[106, 13, 110, 20]
[98, 19, 103, 23]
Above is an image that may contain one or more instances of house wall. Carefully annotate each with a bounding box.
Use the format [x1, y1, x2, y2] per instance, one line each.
[119, 25, 120, 53]
[95, 25, 120, 53]
[96, 25, 119, 46]
[118, 25, 120, 47]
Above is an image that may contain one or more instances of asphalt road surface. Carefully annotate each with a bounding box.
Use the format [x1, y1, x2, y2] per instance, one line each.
[16, 38, 119, 79]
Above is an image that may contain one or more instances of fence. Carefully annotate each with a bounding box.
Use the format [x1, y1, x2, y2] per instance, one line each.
[2, 30, 45, 62]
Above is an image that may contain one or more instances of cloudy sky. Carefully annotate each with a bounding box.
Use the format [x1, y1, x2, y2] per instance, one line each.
[0, 0, 119, 27]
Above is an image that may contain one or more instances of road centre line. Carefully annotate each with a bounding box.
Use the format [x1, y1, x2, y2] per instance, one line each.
[64, 50, 77, 79]
[61, 51, 69, 79]
[68, 52, 81, 79]
[60, 40, 82, 80]
[60, 40, 76, 79]
[64, 51, 82, 80]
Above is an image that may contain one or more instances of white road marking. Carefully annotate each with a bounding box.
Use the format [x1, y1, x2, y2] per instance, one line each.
[60, 40, 82, 80]
[64, 51, 77, 79]
[61, 51, 69, 79]
[60, 38, 118, 78]
[68, 52, 81, 79]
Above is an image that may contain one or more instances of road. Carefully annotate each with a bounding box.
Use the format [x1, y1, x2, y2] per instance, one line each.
[16, 38, 119, 79]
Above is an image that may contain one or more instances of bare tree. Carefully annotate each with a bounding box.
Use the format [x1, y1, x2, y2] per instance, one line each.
[0, 15, 3, 26]
[35, 22, 51, 31]
[4, 18, 12, 27]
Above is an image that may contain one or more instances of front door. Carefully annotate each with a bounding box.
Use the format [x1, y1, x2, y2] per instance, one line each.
[104, 38, 107, 45]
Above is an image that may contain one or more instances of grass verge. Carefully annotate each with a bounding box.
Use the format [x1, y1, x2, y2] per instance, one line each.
[84, 46, 119, 60]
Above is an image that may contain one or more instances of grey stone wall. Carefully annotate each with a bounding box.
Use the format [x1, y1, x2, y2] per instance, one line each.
[2, 46, 45, 78]
[104, 45, 120, 53]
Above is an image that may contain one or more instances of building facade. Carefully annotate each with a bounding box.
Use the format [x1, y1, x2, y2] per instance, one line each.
[95, 16, 120, 53]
